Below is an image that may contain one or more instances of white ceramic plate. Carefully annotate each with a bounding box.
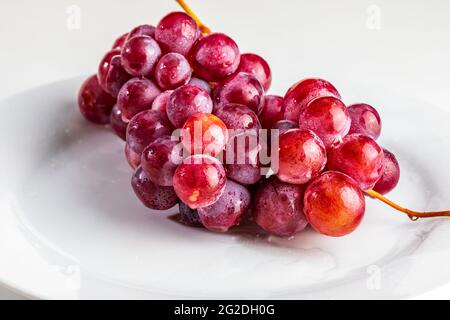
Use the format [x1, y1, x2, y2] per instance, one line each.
[1, 77, 450, 299]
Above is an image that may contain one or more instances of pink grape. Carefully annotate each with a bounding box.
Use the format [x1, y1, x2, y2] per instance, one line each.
[166, 84, 213, 128]
[190, 33, 240, 82]
[348, 103, 382, 140]
[141, 136, 181, 187]
[214, 72, 264, 115]
[173, 155, 227, 209]
[117, 77, 161, 121]
[155, 11, 200, 56]
[128, 24, 155, 40]
[259, 95, 284, 129]
[274, 129, 327, 184]
[121, 35, 161, 77]
[327, 134, 384, 190]
[283, 78, 341, 122]
[126, 109, 173, 154]
[303, 171, 365, 237]
[154, 52, 192, 90]
[298, 96, 351, 149]
[131, 166, 178, 210]
[110, 104, 127, 140]
[78, 75, 116, 124]
[125, 144, 141, 169]
[214, 103, 261, 133]
[236, 53, 272, 91]
[373, 148, 400, 194]
[198, 180, 251, 232]
[254, 176, 308, 237]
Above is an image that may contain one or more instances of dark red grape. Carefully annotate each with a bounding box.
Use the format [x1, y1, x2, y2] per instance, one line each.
[181, 113, 228, 157]
[271, 120, 298, 134]
[348, 103, 382, 140]
[178, 202, 203, 227]
[259, 95, 284, 129]
[188, 77, 211, 94]
[78, 75, 116, 124]
[121, 35, 161, 77]
[236, 53, 272, 91]
[98, 50, 131, 97]
[155, 52, 192, 90]
[190, 33, 240, 82]
[198, 180, 251, 232]
[254, 176, 308, 237]
[373, 148, 400, 194]
[327, 134, 384, 190]
[166, 84, 213, 128]
[173, 155, 227, 209]
[283, 78, 341, 122]
[125, 143, 141, 169]
[298, 96, 351, 149]
[303, 171, 365, 237]
[151, 90, 173, 122]
[126, 109, 173, 154]
[117, 77, 161, 121]
[214, 103, 261, 133]
[128, 24, 156, 40]
[274, 129, 327, 184]
[155, 11, 200, 56]
[110, 104, 127, 140]
[131, 166, 178, 210]
[111, 33, 128, 50]
[214, 72, 264, 115]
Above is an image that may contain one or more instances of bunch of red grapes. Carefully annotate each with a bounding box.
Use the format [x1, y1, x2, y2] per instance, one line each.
[77, 7, 442, 239]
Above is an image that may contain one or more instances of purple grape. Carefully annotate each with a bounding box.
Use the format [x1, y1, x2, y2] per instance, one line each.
[166, 84, 213, 128]
[78, 75, 116, 124]
[132, 167, 178, 210]
[121, 35, 161, 77]
[154, 53, 192, 90]
[178, 202, 203, 227]
[214, 103, 261, 133]
[110, 104, 127, 140]
[117, 77, 161, 121]
[197, 180, 251, 232]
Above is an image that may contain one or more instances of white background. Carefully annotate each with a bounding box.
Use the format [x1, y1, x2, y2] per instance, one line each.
[0, 0, 449, 299]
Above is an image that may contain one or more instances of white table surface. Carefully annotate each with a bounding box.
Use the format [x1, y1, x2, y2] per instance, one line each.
[0, 0, 449, 299]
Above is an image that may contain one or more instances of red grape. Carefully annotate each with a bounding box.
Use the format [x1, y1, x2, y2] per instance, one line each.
[327, 134, 384, 190]
[141, 136, 181, 186]
[121, 35, 161, 77]
[274, 129, 327, 184]
[283, 78, 341, 122]
[254, 176, 308, 237]
[214, 103, 261, 133]
[303, 171, 365, 237]
[178, 202, 203, 227]
[214, 72, 264, 115]
[259, 95, 284, 129]
[181, 112, 228, 157]
[131, 166, 178, 210]
[190, 33, 240, 82]
[111, 33, 128, 50]
[155, 11, 200, 56]
[97, 50, 131, 97]
[271, 120, 298, 134]
[125, 143, 141, 169]
[117, 77, 161, 121]
[173, 155, 227, 209]
[151, 90, 173, 122]
[236, 53, 272, 91]
[373, 148, 400, 194]
[198, 180, 251, 232]
[166, 84, 213, 128]
[126, 109, 173, 154]
[188, 77, 211, 94]
[110, 104, 127, 140]
[78, 75, 116, 124]
[154, 52, 192, 90]
[298, 96, 351, 149]
[348, 103, 382, 140]
[128, 24, 155, 40]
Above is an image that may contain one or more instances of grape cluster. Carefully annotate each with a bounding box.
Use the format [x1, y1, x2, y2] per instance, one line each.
[78, 9, 404, 238]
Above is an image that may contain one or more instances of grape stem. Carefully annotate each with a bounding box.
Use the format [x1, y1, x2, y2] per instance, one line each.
[175, 0, 211, 34]
[365, 189, 450, 220]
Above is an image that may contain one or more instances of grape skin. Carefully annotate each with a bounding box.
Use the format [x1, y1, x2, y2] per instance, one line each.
[110, 104, 127, 140]
[373, 148, 400, 194]
[78, 75, 116, 124]
[348, 103, 382, 140]
[154, 52, 192, 90]
[236, 53, 272, 92]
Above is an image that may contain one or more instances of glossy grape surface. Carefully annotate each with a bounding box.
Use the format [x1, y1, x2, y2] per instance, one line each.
[98, 50, 131, 97]
[111, 33, 128, 50]
[155, 52, 192, 90]
[271, 120, 298, 134]
[303, 171, 365, 237]
[128, 24, 156, 40]
[298, 96, 351, 149]
[132, 166, 178, 210]
[254, 176, 308, 237]
[283, 78, 341, 122]
[373, 148, 400, 194]
[259, 95, 284, 129]
[214, 103, 261, 133]
[117, 77, 161, 121]
[274, 129, 327, 184]
[190, 33, 240, 82]
[188, 77, 212, 94]
[125, 143, 142, 169]
[110, 104, 127, 140]
[173, 155, 227, 209]
[348, 103, 382, 140]
[236, 53, 272, 91]
[78, 75, 116, 124]
[121, 35, 162, 77]
[198, 180, 251, 232]
[327, 134, 384, 190]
